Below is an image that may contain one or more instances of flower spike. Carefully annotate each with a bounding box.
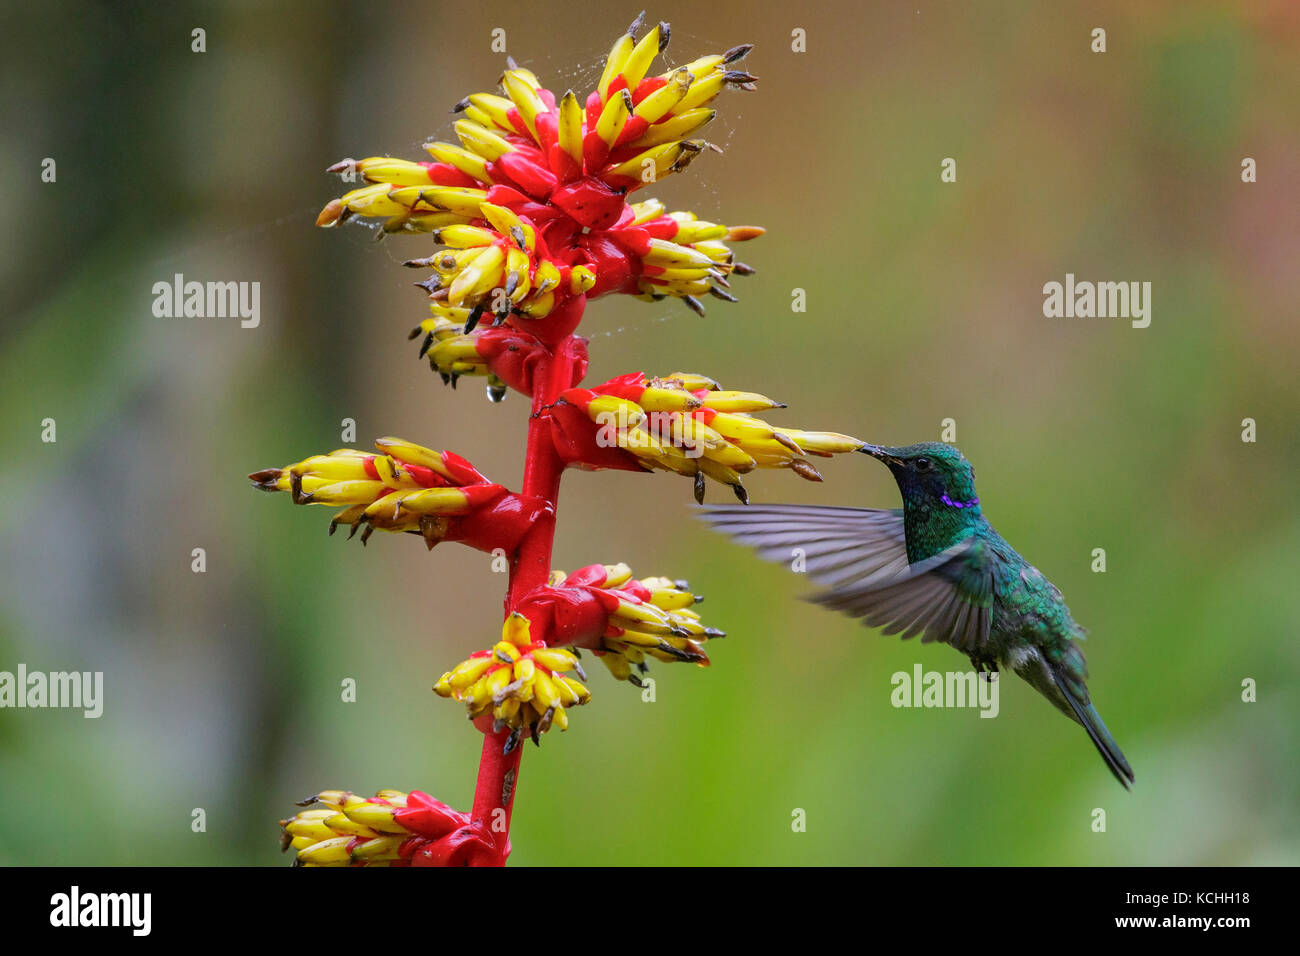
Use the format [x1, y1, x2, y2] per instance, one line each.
[259, 15, 854, 868]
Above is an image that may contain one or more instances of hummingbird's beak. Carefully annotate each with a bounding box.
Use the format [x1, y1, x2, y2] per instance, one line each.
[857, 443, 901, 465]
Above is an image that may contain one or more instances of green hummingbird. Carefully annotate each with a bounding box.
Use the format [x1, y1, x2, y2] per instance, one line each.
[698, 441, 1134, 788]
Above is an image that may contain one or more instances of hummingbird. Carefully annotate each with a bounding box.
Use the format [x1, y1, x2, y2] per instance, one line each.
[698, 441, 1134, 788]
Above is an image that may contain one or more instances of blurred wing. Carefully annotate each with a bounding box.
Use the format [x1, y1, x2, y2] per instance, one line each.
[695, 503, 993, 652]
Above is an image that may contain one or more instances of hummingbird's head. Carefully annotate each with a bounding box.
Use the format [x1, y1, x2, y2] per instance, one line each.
[858, 441, 980, 511]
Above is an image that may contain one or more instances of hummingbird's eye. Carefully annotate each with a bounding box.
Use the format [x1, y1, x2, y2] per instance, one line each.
[914, 457, 932, 472]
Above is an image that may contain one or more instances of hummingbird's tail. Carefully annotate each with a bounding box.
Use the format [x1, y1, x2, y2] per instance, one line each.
[1052, 668, 1135, 790]
[1016, 647, 1134, 789]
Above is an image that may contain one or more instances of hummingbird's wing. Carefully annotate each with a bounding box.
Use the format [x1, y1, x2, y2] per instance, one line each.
[696, 504, 994, 653]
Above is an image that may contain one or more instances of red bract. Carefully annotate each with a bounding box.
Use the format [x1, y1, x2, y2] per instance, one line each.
[512, 579, 623, 649]
[409, 823, 500, 867]
[397, 793, 501, 868]
[433, 493, 554, 554]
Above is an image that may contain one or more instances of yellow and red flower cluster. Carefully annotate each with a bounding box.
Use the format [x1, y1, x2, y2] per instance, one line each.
[248, 437, 550, 551]
[282, 789, 495, 867]
[537, 562, 719, 683]
[436, 563, 722, 741]
[434, 612, 591, 751]
[548, 372, 864, 501]
[316, 14, 762, 342]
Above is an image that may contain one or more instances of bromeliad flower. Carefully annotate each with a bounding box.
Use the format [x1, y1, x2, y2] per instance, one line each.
[516, 563, 721, 684]
[248, 437, 551, 550]
[433, 567, 719, 753]
[282, 790, 496, 867]
[316, 12, 762, 352]
[435, 612, 591, 751]
[547, 372, 864, 501]
[259, 15, 863, 867]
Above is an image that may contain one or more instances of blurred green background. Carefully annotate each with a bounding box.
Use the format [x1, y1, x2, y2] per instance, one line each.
[1, 0, 1297, 865]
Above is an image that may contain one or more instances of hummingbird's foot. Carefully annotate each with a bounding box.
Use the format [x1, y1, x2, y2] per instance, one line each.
[970, 654, 999, 679]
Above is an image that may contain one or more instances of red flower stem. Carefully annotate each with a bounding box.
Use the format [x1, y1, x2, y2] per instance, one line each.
[466, 332, 579, 866]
